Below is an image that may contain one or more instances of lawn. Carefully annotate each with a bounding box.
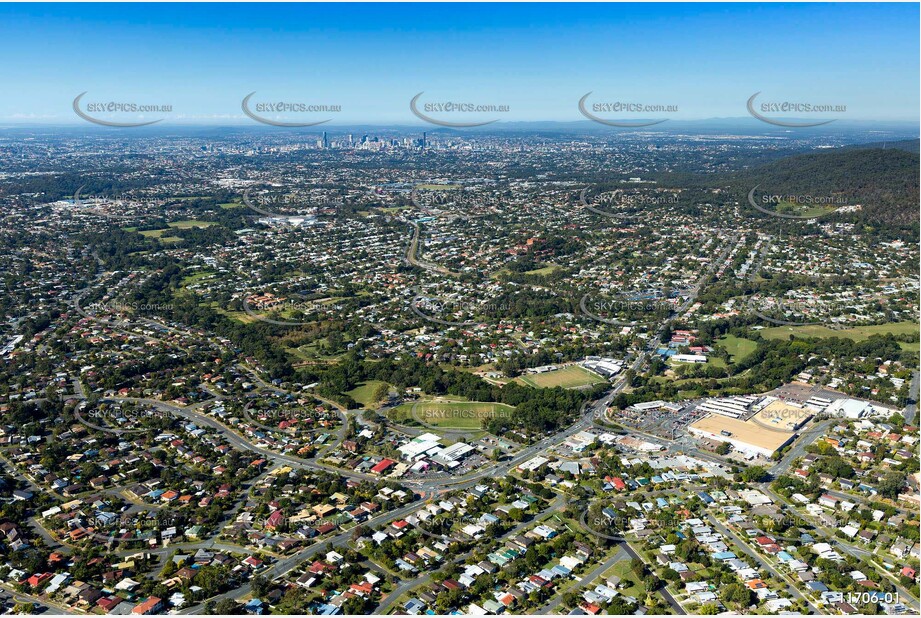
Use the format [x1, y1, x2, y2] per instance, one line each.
[388, 401, 514, 429]
[717, 334, 758, 363]
[761, 320, 919, 351]
[181, 270, 215, 286]
[773, 200, 838, 218]
[603, 559, 646, 599]
[167, 220, 215, 229]
[414, 183, 462, 191]
[524, 263, 561, 276]
[345, 381, 391, 408]
[286, 343, 345, 364]
[138, 220, 214, 243]
[138, 229, 182, 243]
[516, 365, 607, 389]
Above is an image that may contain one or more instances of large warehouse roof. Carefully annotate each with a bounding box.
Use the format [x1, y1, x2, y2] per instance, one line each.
[688, 414, 796, 456]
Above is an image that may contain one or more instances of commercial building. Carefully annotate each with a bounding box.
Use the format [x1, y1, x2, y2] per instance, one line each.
[397, 433, 443, 461]
[688, 414, 798, 458]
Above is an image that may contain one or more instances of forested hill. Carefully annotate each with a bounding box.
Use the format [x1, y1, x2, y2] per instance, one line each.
[846, 138, 919, 154]
[728, 145, 919, 226]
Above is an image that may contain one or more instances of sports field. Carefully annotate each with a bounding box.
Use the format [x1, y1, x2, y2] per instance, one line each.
[516, 365, 607, 389]
[389, 401, 513, 429]
[717, 334, 758, 363]
[761, 321, 919, 351]
[415, 183, 462, 191]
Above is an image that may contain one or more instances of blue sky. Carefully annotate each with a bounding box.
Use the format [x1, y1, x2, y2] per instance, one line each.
[0, 2, 918, 125]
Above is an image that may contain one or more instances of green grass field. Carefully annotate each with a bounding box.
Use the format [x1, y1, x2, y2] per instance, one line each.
[415, 184, 462, 191]
[761, 320, 919, 351]
[773, 200, 837, 218]
[389, 401, 514, 429]
[717, 335, 758, 363]
[181, 271, 215, 286]
[516, 365, 607, 389]
[167, 220, 215, 229]
[345, 381, 391, 408]
[524, 263, 561, 276]
[668, 356, 727, 370]
[138, 220, 214, 244]
[138, 229, 182, 243]
[603, 560, 646, 599]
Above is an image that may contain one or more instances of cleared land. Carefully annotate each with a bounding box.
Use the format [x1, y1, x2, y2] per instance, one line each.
[516, 364, 607, 389]
[389, 401, 513, 429]
[345, 380, 391, 408]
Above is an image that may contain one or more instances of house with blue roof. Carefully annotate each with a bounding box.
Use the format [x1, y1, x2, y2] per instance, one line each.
[404, 599, 426, 615]
[244, 599, 265, 614]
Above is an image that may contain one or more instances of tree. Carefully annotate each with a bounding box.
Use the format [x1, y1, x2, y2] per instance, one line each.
[212, 599, 244, 615]
[699, 603, 720, 614]
[878, 470, 907, 500]
[722, 582, 753, 607]
[372, 382, 390, 404]
[740, 466, 770, 483]
[250, 573, 270, 598]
